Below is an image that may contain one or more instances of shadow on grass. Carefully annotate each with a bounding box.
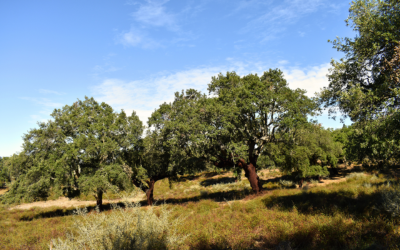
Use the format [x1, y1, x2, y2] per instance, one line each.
[200, 177, 236, 187]
[175, 171, 228, 183]
[12, 188, 252, 221]
[190, 218, 397, 250]
[146, 189, 253, 207]
[14, 203, 131, 221]
[261, 188, 385, 219]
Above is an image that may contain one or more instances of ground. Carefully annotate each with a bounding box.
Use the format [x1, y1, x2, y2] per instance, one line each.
[0, 164, 399, 249]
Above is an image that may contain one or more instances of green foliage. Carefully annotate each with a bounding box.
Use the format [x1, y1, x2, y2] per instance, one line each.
[321, 0, 400, 164]
[0, 156, 10, 187]
[134, 90, 209, 190]
[270, 125, 341, 178]
[142, 70, 323, 188]
[2, 97, 143, 204]
[330, 125, 352, 162]
[162, 70, 318, 185]
[345, 118, 400, 165]
[206, 69, 317, 163]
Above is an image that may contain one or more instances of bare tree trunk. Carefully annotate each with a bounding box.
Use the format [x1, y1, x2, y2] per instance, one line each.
[145, 179, 156, 206]
[95, 188, 103, 211]
[238, 159, 262, 194]
[299, 178, 304, 188]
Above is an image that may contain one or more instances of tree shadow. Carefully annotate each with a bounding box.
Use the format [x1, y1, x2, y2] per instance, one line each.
[200, 177, 236, 187]
[145, 189, 254, 207]
[14, 202, 142, 221]
[175, 171, 228, 183]
[261, 188, 384, 219]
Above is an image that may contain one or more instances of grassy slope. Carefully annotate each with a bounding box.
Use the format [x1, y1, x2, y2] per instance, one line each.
[1, 168, 399, 249]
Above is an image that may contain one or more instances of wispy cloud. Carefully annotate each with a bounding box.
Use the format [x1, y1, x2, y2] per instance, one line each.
[92, 60, 331, 124]
[21, 97, 63, 108]
[117, 27, 161, 48]
[132, 0, 179, 31]
[39, 89, 66, 95]
[21, 97, 64, 124]
[117, 0, 199, 48]
[226, 0, 273, 17]
[240, 0, 336, 42]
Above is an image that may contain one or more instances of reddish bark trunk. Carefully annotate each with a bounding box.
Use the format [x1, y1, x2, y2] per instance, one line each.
[299, 178, 304, 188]
[132, 174, 168, 206]
[145, 179, 156, 206]
[237, 159, 262, 194]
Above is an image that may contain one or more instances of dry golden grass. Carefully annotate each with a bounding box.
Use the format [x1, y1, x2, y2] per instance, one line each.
[1, 168, 400, 249]
[0, 188, 8, 196]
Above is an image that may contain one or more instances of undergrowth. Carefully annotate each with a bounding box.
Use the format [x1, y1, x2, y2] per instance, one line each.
[1, 169, 400, 249]
[51, 197, 187, 250]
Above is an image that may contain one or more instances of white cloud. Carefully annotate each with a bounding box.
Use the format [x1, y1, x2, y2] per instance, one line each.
[92, 61, 331, 125]
[282, 63, 330, 97]
[92, 67, 222, 124]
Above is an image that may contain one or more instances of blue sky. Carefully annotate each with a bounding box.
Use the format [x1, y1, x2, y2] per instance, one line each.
[0, 0, 354, 157]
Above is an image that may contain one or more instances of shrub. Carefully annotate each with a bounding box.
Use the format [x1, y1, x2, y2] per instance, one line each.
[279, 180, 295, 188]
[346, 172, 365, 180]
[380, 184, 400, 217]
[362, 182, 372, 188]
[50, 199, 186, 250]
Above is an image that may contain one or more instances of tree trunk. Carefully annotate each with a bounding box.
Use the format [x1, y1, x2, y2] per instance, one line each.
[299, 178, 304, 188]
[237, 159, 262, 194]
[96, 188, 103, 211]
[145, 179, 156, 206]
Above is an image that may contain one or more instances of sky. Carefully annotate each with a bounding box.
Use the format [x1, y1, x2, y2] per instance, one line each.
[0, 0, 355, 157]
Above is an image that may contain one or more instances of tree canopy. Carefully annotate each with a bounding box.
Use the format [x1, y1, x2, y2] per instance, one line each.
[159, 69, 318, 192]
[320, 0, 400, 165]
[133, 89, 208, 205]
[2, 97, 143, 207]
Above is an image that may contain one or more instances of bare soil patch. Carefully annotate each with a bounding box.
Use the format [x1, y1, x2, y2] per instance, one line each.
[0, 188, 8, 195]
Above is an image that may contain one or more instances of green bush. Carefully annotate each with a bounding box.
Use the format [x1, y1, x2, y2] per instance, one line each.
[50, 199, 187, 250]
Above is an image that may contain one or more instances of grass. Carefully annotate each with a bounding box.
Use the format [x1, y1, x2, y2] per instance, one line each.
[1, 168, 400, 249]
[0, 205, 74, 249]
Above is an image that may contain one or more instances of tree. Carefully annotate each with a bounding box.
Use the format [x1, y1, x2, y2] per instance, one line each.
[172, 70, 317, 193]
[320, 0, 400, 164]
[131, 90, 207, 205]
[207, 69, 317, 192]
[331, 125, 353, 163]
[270, 124, 342, 186]
[2, 97, 143, 209]
[0, 157, 10, 187]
